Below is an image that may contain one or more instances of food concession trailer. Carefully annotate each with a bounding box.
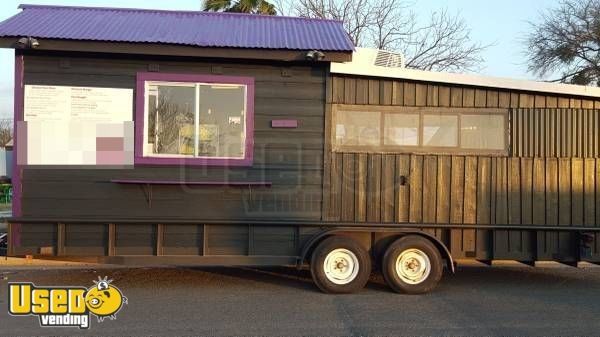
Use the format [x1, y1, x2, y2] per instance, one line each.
[1, 4, 600, 294]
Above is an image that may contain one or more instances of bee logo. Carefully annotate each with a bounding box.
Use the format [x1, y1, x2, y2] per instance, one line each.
[8, 276, 128, 329]
[85, 277, 128, 322]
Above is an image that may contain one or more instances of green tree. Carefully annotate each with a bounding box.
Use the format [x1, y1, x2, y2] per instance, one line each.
[203, 0, 277, 15]
[525, 0, 600, 85]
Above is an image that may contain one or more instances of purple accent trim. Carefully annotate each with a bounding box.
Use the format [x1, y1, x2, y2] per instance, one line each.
[12, 53, 23, 249]
[111, 179, 271, 187]
[271, 119, 298, 128]
[134, 72, 255, 167]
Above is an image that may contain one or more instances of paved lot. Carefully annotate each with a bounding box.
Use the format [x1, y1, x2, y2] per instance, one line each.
[1, 264, 600, 337]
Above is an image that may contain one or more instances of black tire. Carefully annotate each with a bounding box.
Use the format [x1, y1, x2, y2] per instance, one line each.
[382, 235, 443, 294]
[310, 236, 371, 294]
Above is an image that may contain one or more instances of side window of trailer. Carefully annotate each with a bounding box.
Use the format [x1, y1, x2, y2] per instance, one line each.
[136, 73, 254, 166]
[333, 105, 508, 155]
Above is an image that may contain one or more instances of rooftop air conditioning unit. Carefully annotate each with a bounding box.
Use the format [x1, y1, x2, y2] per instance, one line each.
[373, 49, 405, 69]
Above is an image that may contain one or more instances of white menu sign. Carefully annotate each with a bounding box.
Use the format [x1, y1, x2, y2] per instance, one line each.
[23, 85, 134, 165]
[24, 85, 133, 122]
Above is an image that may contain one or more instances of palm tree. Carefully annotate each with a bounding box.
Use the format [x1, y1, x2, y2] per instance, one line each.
[203, 0, 277, 15]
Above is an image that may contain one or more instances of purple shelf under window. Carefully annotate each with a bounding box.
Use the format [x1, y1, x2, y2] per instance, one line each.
[110, 179, 272, 187]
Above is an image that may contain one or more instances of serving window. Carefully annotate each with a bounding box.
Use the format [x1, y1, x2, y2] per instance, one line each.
[333, 105, 508, 155]
[136, 73, 254, 166]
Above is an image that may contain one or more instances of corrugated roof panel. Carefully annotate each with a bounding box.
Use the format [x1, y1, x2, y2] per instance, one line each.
[0, 4, 355, 51]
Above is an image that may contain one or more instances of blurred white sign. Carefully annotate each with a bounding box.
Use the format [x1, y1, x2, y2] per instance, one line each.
[23, 85, 134, 165]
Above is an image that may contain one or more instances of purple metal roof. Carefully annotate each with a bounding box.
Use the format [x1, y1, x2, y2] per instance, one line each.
[0, 4, 355, 51]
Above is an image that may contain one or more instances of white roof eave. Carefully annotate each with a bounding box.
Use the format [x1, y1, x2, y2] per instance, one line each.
[331, 49, 600, 99]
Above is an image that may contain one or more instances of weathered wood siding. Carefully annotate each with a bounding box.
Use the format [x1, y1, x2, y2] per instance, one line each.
[325, 75, 600, 262]
[511, 108, 600, 157]
[20, 53, 326, 221]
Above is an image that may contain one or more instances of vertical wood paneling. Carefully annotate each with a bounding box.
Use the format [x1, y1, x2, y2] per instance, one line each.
[508, 158, 521, 225]
[367, 154, 382, 222]
[512, 108, 600, 158]
[450, 156, 465, 224]
[396, 155, 410, 222]
[409, 155, 423, 223]
[344, 77, 356, 105]
[380, 80, 393, 105]
[427, 85, 439, 106]
[415, 84, 427, 106]
[462, 88, 475, 107]
[498, 91, 510, 108]
[450, 87, 462, 107]
[546, 159, 559, 226]
[474, 89, 486, 107]
[368, 79, 379, 105]
[404, 82, 416, 106]
[329, 153, 343, 221]
[476, 157, 492, 224]
[341, 153, 355, 222]
[423, 156, 438, 223]
[392, 81, 403, 105]
[356, 78, 369, 105]
[532, 158, 545, 225]
[463, 157, 478, 224]
[332, 77, 345, 103]
[584, 158, 596, 226]
[521, 158, 534, 225]
[558, 158, 572, 226]
[571, 159, 584, 226]
[381, 155, 396, 223]
[436, 156, 451, 223]
[487, 90, 499, 108]
[438, 86, 450, 107]
[355, 153, 367, 222]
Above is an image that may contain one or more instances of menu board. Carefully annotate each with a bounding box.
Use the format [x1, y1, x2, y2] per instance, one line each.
[24, 85, 132, 122]
[23, 85, 134, 165]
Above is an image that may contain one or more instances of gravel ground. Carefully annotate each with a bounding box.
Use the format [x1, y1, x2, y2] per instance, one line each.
[1, 264, 600, 337]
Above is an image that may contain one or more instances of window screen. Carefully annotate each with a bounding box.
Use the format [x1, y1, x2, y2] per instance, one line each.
[460, 114, 505, 150]
[384, 113, 419, 146]
[335, 110, 381, 146]
[333, 105, 507, 154]
[423, 115, 458, 147]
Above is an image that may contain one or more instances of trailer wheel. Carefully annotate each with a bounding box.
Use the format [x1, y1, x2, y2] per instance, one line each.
[310, 236, 371, 294]
[382, 235, 443, 294]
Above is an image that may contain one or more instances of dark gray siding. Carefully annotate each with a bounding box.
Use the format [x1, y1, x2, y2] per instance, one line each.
[20, 54, 325, 221]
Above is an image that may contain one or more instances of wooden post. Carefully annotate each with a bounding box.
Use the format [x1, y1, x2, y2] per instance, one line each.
[156, 224, 164, 256]
[56, 223, 66, 256]
[108, 223, 116, 256]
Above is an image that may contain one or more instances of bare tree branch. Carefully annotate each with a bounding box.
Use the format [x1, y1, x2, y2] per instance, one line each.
[525, 0, 600, 85]
[277, 0, 487, 72]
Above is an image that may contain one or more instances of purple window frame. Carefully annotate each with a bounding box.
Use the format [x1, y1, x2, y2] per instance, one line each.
[135, 72, 255, 167]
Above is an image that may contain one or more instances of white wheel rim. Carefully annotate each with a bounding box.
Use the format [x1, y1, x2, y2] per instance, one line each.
[323, 248, 360, 285]
[395, 248, 431, 285]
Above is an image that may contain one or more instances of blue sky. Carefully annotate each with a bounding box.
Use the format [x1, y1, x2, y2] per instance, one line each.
[0, 0, 559, 118]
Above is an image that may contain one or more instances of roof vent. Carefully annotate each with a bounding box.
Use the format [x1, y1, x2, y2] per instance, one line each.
[373, 49, 405, 68]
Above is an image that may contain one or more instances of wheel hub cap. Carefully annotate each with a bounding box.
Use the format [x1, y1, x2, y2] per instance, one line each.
[323, 248, 360, 285]
[395, 248, 431, 285]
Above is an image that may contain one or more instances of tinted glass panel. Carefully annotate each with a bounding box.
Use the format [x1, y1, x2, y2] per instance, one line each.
[147, 85, 195, 155]
[335, 110, 381, 146]
[384, 113, 419, 146]
[198, 85, 246, 158]
[423, 115, 458, 147]
[461, 114, 505, 150]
